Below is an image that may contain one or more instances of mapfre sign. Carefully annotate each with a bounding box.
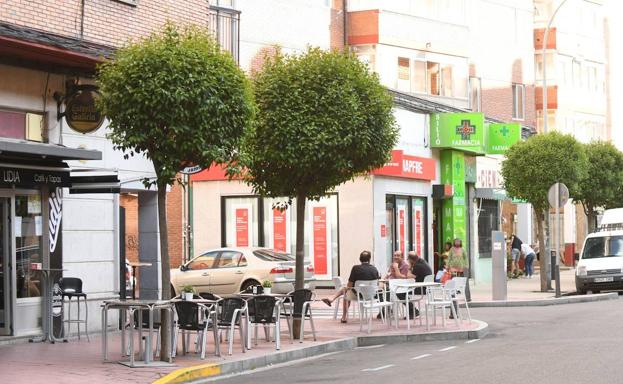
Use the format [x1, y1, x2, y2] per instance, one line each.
[372, 150, 436, 181]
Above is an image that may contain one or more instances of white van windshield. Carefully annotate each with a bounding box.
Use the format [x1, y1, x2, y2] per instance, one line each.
[582, 236, 623, 259]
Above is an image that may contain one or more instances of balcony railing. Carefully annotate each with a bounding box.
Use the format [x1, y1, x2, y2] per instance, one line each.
[208, 5, 241, 64]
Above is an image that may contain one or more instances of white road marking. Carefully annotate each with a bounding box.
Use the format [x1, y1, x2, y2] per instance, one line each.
[356, 344, 386, 350]
[362, 364, 395, 372]
[439, 346, 457, 352]
[466, 339, 480, 344]
[411, 354, 432, 360]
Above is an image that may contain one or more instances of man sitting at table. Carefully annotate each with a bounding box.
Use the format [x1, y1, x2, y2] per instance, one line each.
[321, 250, 380, 323]
[406, 251, 433, 285]
[384, 250, 410, 280]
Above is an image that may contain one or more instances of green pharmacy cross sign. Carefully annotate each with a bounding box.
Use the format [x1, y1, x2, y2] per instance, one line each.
[486, 123, 521, 154]
[456, 120, 477, 140]
[430, 112, 485, 154]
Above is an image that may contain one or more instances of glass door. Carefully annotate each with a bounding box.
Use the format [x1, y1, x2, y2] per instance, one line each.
[0, 197, 11, 335]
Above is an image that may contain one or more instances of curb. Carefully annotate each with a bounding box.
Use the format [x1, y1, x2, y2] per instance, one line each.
[154, 321, 487, 384]
[467, 292, 618, 307]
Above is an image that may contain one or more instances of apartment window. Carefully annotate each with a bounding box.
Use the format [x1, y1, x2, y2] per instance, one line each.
[412, 61, 427, 93]
[512, 84, 525, 120]
[0, 110, 44, 142]
[397, 57, 410, 92]
[469, 77, 481, 112]
[441, 64, 453, 97]
[572, 60, 582, 88]
[427, 62, 440, 95]
[208, 3, 240, 63]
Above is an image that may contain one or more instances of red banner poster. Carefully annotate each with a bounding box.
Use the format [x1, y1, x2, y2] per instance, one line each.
[312, 207, 327, 275]
[235, 208, 249, 247]
[415, 210, 422, 257]
[380, 224, 386, 238]
[273, 208, 287, 252]
[399, 209, 405, 255]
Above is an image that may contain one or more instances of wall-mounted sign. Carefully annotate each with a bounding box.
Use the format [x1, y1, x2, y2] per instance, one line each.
[430, 113, 485, 154]
[180, 165, 203, 175]
[64, 85, 104, 134]
[486, 123, 521, 154]
[372, 150, 436, 181]
[0, 166, 70, 187]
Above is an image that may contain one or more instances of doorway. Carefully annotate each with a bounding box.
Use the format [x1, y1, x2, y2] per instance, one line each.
[0, 197, 12, 335]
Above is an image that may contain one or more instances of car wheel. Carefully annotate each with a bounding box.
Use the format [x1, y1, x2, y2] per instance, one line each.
[241, 279, 260, 292]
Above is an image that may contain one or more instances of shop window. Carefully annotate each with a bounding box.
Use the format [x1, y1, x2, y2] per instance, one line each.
[385, 195, 429, 264]
[223, 196, 260, 247]
[512, 83, 525, 120]
[0, 110, 44, 142]
[16, 194, 43, 299]
[477, 199, 499, 259]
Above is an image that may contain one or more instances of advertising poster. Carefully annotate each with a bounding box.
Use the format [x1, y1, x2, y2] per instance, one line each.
[308, 204, 332, 280]
[272, 208, 289, 252]
[398, 209, 405, 255]
[413, 200, 424, 257]
[235, 207, 250, 247]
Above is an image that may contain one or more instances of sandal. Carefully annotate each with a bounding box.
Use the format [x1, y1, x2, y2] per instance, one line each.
[340, 319, 347, 324]
[322, 298, 332, 307]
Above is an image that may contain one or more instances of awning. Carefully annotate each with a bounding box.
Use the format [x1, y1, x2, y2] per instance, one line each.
[475, 188, 508, 201]
[69, 169, 120, 194]
[0, 137, 101, 161]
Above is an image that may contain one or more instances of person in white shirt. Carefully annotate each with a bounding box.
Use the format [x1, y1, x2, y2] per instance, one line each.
[521, 243, 537, 278]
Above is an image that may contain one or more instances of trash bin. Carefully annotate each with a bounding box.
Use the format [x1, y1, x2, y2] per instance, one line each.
[550, 251, 556, 280]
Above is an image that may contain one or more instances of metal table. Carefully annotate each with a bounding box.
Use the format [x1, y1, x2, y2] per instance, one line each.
[29, 267, 66, 343]
[101, 299, 174, 367]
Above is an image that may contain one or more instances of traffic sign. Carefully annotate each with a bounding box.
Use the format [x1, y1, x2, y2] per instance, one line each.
[548, 183, 569, 208]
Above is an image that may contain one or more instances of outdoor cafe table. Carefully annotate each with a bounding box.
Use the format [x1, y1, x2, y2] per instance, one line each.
[391, 281, 441, 330]
[101, 299, 174, 367]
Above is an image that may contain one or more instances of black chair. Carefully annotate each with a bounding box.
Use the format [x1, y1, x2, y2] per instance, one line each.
[215, 298, 247, 355]
[282, 289, 316, 343]
[247, 295, 287, 350]
[199, 292, 222, 301]
[173, 301, 216, 359]
[59, 277, 88, 341]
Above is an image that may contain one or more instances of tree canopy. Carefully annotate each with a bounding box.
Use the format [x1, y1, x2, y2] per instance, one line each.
[501, 132, 587, 211]
[97, 23, 254, 187]
[575, 141, 623, 230]
[242, 47, 398, 201]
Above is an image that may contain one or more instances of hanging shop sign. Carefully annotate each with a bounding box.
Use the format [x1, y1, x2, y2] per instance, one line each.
[430, 112, 485, 154]
[64, 85, 104, 134]
[486, 123, 521, 154]
[0, 166, 70, 187]
[372, 150, 436, 180]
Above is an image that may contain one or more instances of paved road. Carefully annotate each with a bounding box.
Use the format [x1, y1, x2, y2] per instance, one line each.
[217, 299, 623, 384]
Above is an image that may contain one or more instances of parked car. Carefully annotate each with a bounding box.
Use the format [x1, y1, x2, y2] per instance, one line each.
[576, 208, 623, 294]
[170, 247, 315, 296]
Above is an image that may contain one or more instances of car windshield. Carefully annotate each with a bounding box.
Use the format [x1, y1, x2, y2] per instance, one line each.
[582, 236, 623, 259]
[253, 249, 295, 262]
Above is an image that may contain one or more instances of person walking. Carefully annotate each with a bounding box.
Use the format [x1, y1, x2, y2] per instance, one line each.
[448, 238, 467, 276]
[510, 234, 523, 278]
[521, 243, 537, 279]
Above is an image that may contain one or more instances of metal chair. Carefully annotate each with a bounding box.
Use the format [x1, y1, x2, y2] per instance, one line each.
[448, 277, 472, 323]
[247, 295, 288, 350]
[59, 277, 89, 341]
[172, 301, 217, 359]
[282, 289, 317, 343]
[331, 277, 357, 320]
[388, 279, 423, 329]
[425, 283, 460, 331]
[215, 298, 247, 355]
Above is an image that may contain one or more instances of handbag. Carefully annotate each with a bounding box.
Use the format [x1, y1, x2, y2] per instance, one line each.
[440, 271, 453, 284]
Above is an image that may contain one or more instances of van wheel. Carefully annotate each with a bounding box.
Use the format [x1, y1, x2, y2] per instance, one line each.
[241, 279, 260, 292]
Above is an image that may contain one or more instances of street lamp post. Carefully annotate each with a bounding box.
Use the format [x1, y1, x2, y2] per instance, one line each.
[541, 0, 570, 292]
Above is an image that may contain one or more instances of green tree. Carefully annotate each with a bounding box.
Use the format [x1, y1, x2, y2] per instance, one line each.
[97, 24, 254, 360]
[575, 141, 623, 232]
[501, 132, 587, 292]
[242, 47, 397, 325]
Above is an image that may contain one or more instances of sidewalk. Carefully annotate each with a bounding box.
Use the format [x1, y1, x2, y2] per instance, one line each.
[0, 312, 484, 384]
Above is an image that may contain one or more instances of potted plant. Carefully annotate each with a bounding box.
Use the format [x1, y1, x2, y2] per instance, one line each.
[181, 285, 195, 301]
[262, 280, 273, 295]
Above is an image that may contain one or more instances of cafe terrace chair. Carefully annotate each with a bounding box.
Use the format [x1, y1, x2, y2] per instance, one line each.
[282, 289, 317, 343]
[353, 280, 393, 334]
[215, 298, 247, 355]
[59, 277, 89, 342]
[331, 277, 357, 320]
[172, 301, 217, 359]
[447, 277, 472, 323]
[247, 295, 288, 350]
[425, 283, 460, 331]
[388, 279, 422, 329]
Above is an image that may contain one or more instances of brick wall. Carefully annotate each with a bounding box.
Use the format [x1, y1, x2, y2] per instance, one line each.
[330, 0, 345, 51]
[0, 0, 210, 47]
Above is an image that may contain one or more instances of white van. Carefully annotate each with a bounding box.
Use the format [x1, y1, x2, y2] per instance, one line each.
[576, 208, 623, 294]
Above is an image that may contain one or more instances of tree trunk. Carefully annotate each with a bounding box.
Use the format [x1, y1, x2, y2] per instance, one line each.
[157, 185, 172, 362]
[587, 211, 597, 234]
[293, 194, 306, 339]
[536, 208, 548, 292]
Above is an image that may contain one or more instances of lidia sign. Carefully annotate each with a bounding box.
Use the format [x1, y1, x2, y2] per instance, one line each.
[372, 150, 436, 180]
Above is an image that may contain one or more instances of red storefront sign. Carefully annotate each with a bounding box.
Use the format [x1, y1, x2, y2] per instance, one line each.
[380, 224, 386, 238]
[372, 150, 436, 180]
[273, 208, 287, 252]
[235, 208, 249, 247]
[312, 207, 327, 275]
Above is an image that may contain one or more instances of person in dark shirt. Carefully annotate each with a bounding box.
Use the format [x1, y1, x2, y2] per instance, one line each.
[407, 251, 433, 283]
[322, 250, 380, 323]
[510, 234, 523, 278]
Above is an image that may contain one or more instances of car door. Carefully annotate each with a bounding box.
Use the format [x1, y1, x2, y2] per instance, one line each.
[208, 250, 246, 294]
[176, 251, 218, 294]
